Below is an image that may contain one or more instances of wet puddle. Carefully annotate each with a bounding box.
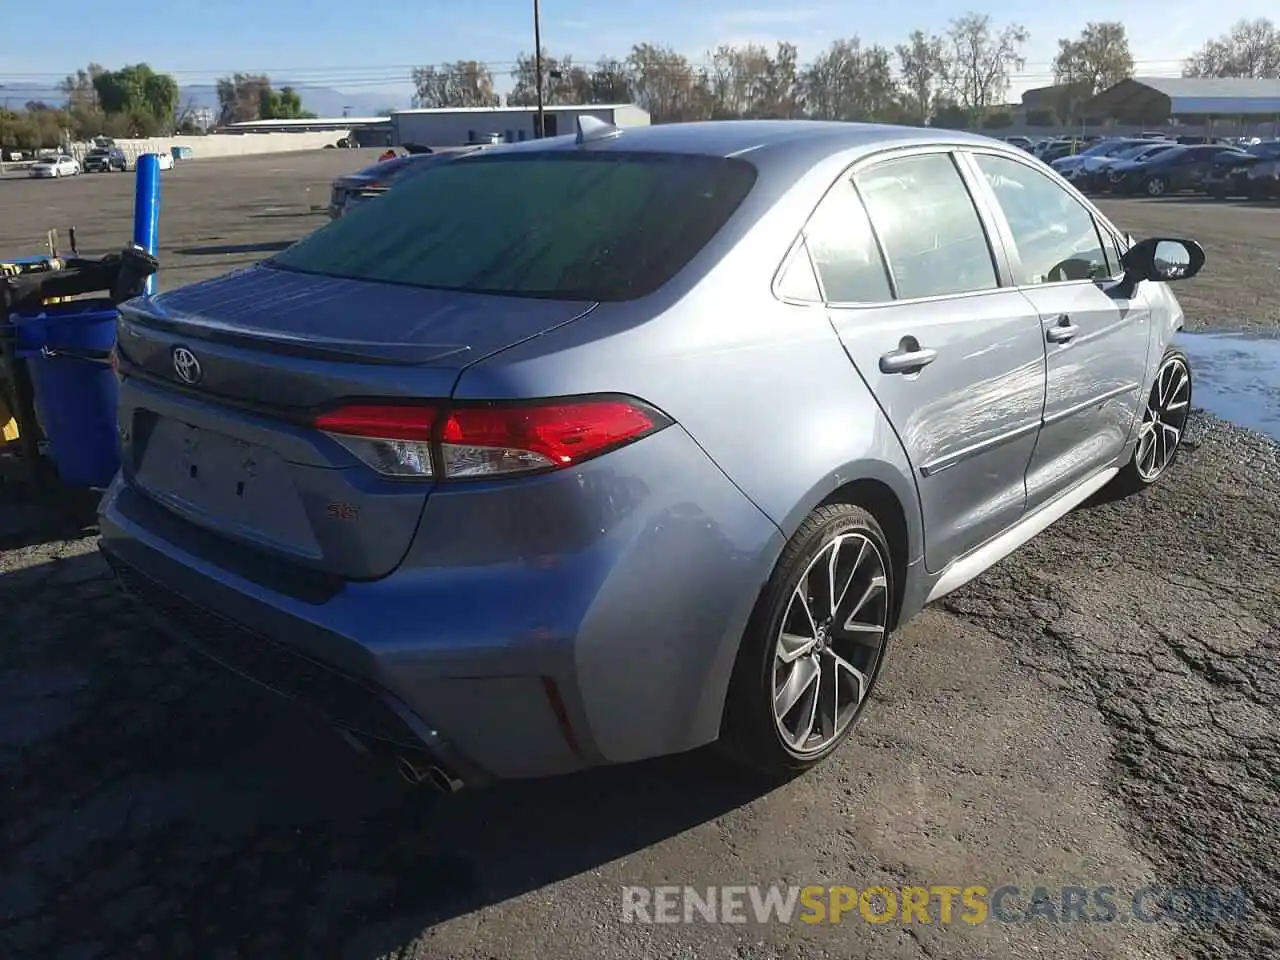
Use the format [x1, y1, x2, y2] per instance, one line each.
[1176, 329, 1280, 443]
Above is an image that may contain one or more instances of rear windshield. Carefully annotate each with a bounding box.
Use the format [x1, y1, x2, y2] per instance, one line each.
[271, 151, 758, 301]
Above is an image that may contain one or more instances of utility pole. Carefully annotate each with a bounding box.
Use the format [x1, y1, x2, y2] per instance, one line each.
[533, 0, 545, 137]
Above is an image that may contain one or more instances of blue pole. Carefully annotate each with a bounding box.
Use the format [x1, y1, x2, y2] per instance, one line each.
[132, 153, 161, 295]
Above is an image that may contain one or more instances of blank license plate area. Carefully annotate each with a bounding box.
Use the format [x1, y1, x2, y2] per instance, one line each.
[134, 417, 322, 558]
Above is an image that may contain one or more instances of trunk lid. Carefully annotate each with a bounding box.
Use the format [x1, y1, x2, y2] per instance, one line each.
[117, 264, 594, 580]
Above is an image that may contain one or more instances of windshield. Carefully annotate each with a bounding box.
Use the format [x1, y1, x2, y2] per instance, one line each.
[274, 151, 758, 302]
[1129, 144, 1175, 162]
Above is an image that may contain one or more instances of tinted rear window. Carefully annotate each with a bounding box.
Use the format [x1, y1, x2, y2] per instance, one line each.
[272, 152, 757, 301]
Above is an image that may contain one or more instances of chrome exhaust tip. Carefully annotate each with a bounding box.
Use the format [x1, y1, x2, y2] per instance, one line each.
[396, 753, 463, 793]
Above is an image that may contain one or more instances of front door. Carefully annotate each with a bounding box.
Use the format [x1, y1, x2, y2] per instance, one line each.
[805, 151, 1047, 572]
[965, 150, 1151, 509]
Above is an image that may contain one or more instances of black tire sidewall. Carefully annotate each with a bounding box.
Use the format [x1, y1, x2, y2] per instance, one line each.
[721, 503, 894, 775]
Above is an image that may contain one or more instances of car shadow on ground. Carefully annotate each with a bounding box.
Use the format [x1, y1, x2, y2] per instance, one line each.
[171, 240, 297, 257]
[0, 547, 772, 957]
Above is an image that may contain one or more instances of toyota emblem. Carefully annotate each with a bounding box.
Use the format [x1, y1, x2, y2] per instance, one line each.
[172, 346, 202, 385]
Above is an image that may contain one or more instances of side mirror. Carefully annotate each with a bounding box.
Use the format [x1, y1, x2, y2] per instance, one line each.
[1120, 237, 1205, 283]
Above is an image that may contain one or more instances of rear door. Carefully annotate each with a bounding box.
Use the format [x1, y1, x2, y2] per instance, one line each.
[810, 149, 1047, 572]
[963, 149, 1150, 510]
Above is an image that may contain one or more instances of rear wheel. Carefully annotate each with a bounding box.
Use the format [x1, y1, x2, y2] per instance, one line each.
[1145, 176, 1167, 197]
[1111, 347, 1192, 495]
[720, 503, 894, 778]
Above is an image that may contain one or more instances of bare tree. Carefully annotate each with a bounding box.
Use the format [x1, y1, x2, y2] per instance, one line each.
[800, 38, 900, 121]
[705, 43, 799, 118]
[896, 30, 944, 124]
[625, 43, 713, 123]
[1183, 17, 1280, 78]
[938, 13, 1029, 124]
[410, 61, 500, 109]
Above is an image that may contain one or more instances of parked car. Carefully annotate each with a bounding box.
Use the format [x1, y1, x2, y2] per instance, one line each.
[327, 151, 466, 219]
[146, 151, 175, 171]
[1052, 138, 1163, 179]
[1244, 152, 1280, 199]
[28, 154, 80, 178]
[1106, 143, 1248, 196]
[1202, 140, 1280, 198]
[1038, 139, 1086, 163]
[1076, 142, 1178, 193]
[83, 146, 128, 173]
[100, 120, 1205, 788]
[1003, 136, 1033, 151]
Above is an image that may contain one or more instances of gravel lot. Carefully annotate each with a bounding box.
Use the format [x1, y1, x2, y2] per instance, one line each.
[1, 153, 1277, 960]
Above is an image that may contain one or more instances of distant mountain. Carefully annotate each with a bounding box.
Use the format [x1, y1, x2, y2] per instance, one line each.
[9, 82, 406, 119]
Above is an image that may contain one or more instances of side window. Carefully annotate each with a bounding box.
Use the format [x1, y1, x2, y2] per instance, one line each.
[802, 178, 893, 304]
[775, 240, 822, 301]
[854, 153, 999, 300]
[973, 153, 1110, 285]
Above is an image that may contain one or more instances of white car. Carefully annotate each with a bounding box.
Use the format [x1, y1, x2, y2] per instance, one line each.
[140, 152, 175, 171]
[29, 155, 80, 178]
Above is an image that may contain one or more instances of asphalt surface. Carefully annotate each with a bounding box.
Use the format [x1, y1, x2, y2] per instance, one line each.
[1, 153, 1277, 960]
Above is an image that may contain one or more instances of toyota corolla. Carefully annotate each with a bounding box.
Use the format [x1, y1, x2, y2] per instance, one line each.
[100, 120, 1204, 791]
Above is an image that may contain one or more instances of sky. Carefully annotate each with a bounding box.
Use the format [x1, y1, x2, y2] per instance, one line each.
[0, 0, 1276, 109]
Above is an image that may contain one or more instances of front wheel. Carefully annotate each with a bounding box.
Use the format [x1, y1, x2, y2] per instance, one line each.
[720, 503, 895, 777]
[1111, 347, 1192, 495]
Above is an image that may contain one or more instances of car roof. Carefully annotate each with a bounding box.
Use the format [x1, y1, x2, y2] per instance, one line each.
[476, 119, 1017, 170]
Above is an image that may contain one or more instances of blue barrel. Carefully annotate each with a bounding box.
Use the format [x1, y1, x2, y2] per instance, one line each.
[11, 298, 120, 487]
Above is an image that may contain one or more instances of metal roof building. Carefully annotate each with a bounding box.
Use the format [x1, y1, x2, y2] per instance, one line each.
[1086, 77, 1280, 122]
[389, 104, 650, 147]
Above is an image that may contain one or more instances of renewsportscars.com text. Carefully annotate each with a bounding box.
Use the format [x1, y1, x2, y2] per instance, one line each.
[621, 884, 1251, 925]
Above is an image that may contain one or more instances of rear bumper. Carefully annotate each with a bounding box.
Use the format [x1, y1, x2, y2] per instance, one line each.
[99, 423, 785, 782]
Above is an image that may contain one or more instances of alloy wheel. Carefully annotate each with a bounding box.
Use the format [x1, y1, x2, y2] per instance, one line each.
[1146, 177, 1166, 196]
[772, 532, 889, 754]
[1135, 354, 1191, 482]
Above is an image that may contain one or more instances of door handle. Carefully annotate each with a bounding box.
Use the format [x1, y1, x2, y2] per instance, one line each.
[1046, 316, 1080, 343]
[879, 339, 938, 374]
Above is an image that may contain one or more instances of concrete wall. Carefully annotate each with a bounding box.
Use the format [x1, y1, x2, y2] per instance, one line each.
[68, 131, 348, 164]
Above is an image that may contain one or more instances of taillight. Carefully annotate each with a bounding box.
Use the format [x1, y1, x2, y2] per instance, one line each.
[313, 403, 438, 478]
[313, 396, 669, 481]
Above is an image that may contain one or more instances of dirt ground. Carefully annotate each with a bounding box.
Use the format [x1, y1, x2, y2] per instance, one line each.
[0, 153, 1277, 960]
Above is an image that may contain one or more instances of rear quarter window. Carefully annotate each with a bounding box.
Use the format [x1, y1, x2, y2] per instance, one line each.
[273, 152, 758, 301]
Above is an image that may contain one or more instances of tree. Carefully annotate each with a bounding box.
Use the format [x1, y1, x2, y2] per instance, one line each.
[1183, 18, 1280, 78]
[800, 38, 900, 121]
[938, 13, 1029, 125]
[704, 42, 799, 118]
[410, 61, 500, 108]
[59, 64, 106, 109]
[625, 43, 713, 123]
[896, 30, 945, 124]
[92, 64, 180, 132]
[507, 50, 580, 106]
[216, 73, 272, 125]
[1052, 22, 1133, 121]
[260, 85, 316, 120]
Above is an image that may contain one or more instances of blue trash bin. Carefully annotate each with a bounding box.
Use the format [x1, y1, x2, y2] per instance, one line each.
[10, 298, 120, 487]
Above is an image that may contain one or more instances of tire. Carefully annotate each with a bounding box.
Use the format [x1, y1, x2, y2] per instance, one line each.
[1145, 176, 1167, 197]
[1110, 346, 1192, 496]
[720, 502, 895, 778]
